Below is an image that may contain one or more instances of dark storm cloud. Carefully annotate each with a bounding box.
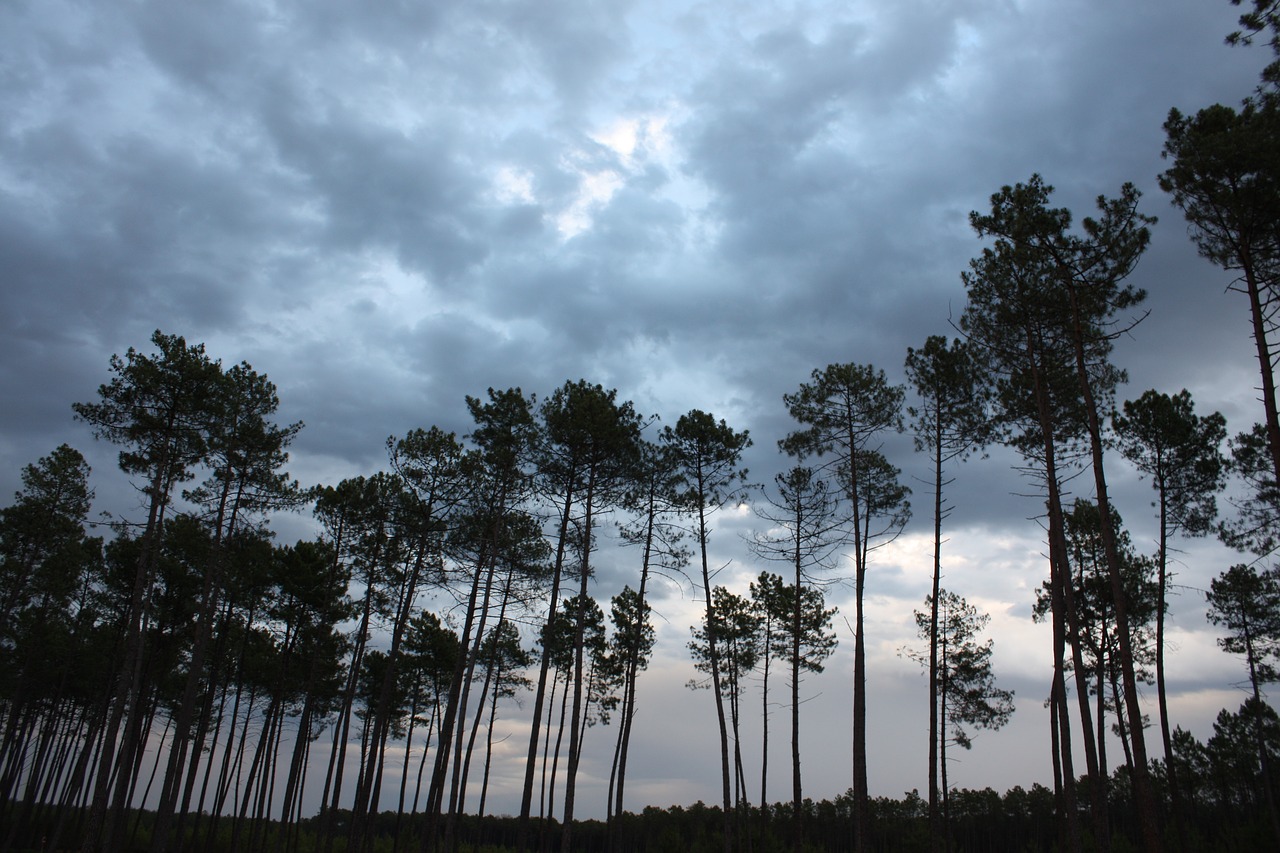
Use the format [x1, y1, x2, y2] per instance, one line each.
[1, 0, 1264, 539]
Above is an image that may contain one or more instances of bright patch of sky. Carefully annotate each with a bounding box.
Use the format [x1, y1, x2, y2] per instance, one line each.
[552, 109, 705, 239]
[492, 164, 537, 205]
[555, 160, 625, 238]
[935, 19, 986, 97]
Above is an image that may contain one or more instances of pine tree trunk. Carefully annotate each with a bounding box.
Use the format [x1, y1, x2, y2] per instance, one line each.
[517, 480, 576, 853]
[561, 472, 598, 853]
[1067, 285, 1161, 853]
[1155, 492, 1189, 853]
[792, 548, 803, 853]
[928, 417, 944, 853]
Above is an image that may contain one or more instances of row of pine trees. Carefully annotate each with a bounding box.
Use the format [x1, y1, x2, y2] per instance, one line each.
[0, 351, 871, 853]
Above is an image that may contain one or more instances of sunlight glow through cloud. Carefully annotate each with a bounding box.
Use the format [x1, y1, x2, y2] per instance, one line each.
[555, 164, 624, 238]
[492, 164, 536, 204]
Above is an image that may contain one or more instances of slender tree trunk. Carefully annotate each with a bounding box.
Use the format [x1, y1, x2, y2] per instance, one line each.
[760, 625, 770, 811]
[610, 493, 657, 843]
[1052, 663, 1082, 853]
[1067, 287, 1161, 853]
[35, 702, 77, 820]
[1097, 663, 1109, 780]
[517, 478, 576, 853]
[1052, 503, 1101, 852]
[477, 659, 505, 820]
[928, 414, 944, 853]
[82, 463, 171, 853]
[357, 540, 433, 853]
[394, 680, 422, 853]
[0, 696, 31, 800]
[1242, 264, 1280, 490]
[538, 668, 561, 825]
[1154, 491, 1188, 853]
[561, 476, 597, 853]
[844, 427, 869, 853]
[1044, 454, 1083, 853]
[0, 707, 37, 839]
[175, 606, 235, 847]
[547, 669, 571, 837]
[1244, 620, 1280, 845]
[1027, 323, 1106, 851]
[107, 610, 160, 853]
[939, 635, 951, 853]
[131, 713, 173, 842]
[791, 543, 804, 853]
[606, 713, 624, 827]
[1065, 564, 1109, 837]
[1111, 662, 1135, 774]
[411, 692, 441, 818]
[729, 663, 751, 853]
[203, 634, 255, 853]
[699, 496, 734, 853]
[606, 673, 629, 843]
[363, 702, 393, 852]
[281, 695, 313, 832]
[439, 551, 498, 853]
[49, 701, 107, 853]
[853, 554, 869, 853]
[574, 657, 601, 778]
[457, 628, 498, 821]
[6, 692, 64, 851]
[228, 694, 280, 853]
[292, 733, 315, 853]
[320, 583, 375, 853]
[152, 478, 236, 853]
[251, 694, 288, 853]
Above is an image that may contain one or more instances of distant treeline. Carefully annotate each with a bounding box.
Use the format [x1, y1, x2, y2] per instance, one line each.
[8, 761, 1280, 853]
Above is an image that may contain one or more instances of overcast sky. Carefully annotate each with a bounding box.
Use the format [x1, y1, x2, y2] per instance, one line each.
[1, 0, 1273, 820]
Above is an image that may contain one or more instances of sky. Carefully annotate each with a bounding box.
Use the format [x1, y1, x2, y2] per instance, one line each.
[0, 0, 1274, 822]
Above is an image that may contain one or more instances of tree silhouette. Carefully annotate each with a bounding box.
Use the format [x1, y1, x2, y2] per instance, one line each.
[1162, 100, 1280, 550]
[905, 335, 990, 852]
[963, 176, 1158, 853]
[907, 590, 1014, 849]
[689, 585, 761, 843]
[749, 467, 843, 852]
[72, 330, 226, 853]
[1114, 388, 1226, 840]
[1207, 563, 1280, 844]
[781, 362, 905, 853]
[667, 409, 751, 853]
[608, 438, 686, 839]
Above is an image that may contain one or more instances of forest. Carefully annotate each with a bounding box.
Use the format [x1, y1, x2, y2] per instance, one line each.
[4, 3, 1280, 853]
